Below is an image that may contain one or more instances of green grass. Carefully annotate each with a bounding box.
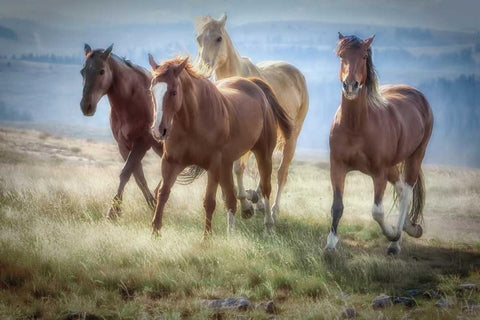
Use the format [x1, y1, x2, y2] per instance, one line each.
[1, 127, 480, 319]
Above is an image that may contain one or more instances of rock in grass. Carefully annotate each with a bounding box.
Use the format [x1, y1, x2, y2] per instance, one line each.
[202, 297, 252, 311]
[257, 301, 277, 314]
[392, 296, 416, 308]
[404, 289, 422, 297]
[459, 283, 477, 291]
[341, 308, 357, 318]
[435, 298, 453, 308]
[372, 295, 392, 309]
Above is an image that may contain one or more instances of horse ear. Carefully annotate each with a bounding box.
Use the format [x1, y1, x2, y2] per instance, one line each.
[84, 43, 92, 56]
[174, 57, 189, 77]
[102, 44, 113, 59]
[338, 32, 344, 40]
[363, 35, 375, 49]
[218, 13, 227, 27]
[148, 53, 158, 70]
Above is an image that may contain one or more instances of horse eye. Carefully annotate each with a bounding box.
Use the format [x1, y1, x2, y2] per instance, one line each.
[363, 55, 368, 59]
[216, 36, 222, 42]
[99, 69, 105, 75]
[171, 90, 177, 96]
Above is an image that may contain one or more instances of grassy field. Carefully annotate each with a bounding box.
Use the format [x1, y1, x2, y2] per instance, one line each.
[1, 126, 479, 319]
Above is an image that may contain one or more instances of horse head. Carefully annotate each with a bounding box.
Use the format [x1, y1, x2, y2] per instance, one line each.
[80, 43, 114, 116]
[336, 33, 374, 100]
[148, 54, 189, 141]
[194, 13, 229, 70]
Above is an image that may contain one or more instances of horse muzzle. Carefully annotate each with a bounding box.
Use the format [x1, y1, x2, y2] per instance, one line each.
[342, 80, 363, 100]
[80, 99, 97, 116]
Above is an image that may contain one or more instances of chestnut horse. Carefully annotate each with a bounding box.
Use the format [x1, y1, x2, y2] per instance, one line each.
[326, 34, 433, 255]
[194, 14, 309, 222]
[148, 56, 292, 235]
[80, 44, 163, 218]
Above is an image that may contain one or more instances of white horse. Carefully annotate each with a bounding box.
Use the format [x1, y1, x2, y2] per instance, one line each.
[195, 14, 309, 227]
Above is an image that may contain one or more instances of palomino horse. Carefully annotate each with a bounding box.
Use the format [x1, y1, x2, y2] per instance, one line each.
[80, 44, 163, 218]
[326, 34, 433, 255]
[194, 14, 308, 222]
[148, 56, 292, 235]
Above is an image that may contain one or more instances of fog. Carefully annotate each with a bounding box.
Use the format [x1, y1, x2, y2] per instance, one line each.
[0, 2, 479, 167]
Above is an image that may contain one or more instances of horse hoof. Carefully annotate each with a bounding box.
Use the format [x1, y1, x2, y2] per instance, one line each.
[387, 242, 401, 256]
[241, 206, 255, 219]
[324, 246, 337, 254]
[245, 189, 259, 203]
[107, 207, 121, 220]
[406, 224, 423, 238]
[387, 246, 400, 256]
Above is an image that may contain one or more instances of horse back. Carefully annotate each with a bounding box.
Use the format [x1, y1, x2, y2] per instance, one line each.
[256, 61, 308, 124]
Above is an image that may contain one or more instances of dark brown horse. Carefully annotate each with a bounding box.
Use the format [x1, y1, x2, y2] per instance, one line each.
[326, 34, 433, 255]
[80, 44, 163, 218]
[148, 56, 292, 236]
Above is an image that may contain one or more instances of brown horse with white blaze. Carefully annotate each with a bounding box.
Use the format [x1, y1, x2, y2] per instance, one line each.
[80, 44, 163, 218]
[326, 34, 433, 255]
[148, 55, 292, 235]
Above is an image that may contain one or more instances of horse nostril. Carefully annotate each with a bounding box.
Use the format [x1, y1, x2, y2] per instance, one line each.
[162, 128, 167, 136]
[342, 82, 348, 90]
[353, 81, 359, 90]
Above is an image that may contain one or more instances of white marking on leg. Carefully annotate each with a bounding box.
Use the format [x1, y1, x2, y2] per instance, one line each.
[325, 231, 339, 250]
[397, 183, 413, 235]
[372, 202, 396, 240]
[263, 197, 274, 232]
[227, 209, 235, 234]
[271, 184, 284, 222]
[151, 82, 167, 139]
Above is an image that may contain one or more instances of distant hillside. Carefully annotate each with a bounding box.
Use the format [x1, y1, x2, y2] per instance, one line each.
[0, 25, 17, 40]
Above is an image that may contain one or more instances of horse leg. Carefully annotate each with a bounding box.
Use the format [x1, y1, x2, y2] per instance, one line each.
[271, 134, 297, 222]
[233, 153, 254, 219]
[325, 161, 346, 251]
[203, 170, 219, 238]
[133, 163, 156, 210]
[254, 151, 274, 233]
[151, 159, 185, 235]
[108, 138, 150, 219]
[219, 162, 237, 234]
[370, 167, 403, 254]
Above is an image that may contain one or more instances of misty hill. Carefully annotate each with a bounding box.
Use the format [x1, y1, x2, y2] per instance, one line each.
[0, 18, 479, 167]
[0, 25, 17, 41]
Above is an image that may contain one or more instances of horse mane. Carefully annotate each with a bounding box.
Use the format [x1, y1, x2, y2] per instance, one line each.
[335, 35, 387, 108]
[156, 56, 210, 79]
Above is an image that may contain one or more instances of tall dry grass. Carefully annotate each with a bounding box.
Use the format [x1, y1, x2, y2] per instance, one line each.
[1, 127, 479, 319]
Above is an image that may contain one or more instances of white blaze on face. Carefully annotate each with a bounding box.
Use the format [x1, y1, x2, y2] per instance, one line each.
[151, 82, 167, 139]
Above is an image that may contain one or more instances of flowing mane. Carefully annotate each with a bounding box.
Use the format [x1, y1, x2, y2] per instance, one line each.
[335, 35, 387, 108]
[154, 57, 209, 79]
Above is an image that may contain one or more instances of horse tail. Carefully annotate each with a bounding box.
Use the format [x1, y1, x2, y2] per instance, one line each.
[176, 166, 205, 185]
[410, 168, 425, 226]
[393, 165, 425, 227]
[249, 77, 293, 140]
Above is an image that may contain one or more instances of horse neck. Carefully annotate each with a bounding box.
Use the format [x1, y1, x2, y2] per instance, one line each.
[339, 89, 368, 131]
[214, 36, 246, 79]
[107, 57, 148, 109]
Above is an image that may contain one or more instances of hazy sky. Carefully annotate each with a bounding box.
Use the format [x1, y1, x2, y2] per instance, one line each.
[1, 0, 480, 32]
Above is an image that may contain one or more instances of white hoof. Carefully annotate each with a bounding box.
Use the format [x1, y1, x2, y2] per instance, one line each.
[325, 231, 339, 250]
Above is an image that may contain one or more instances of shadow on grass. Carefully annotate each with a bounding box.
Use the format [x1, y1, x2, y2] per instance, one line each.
[238, 213, 480, 295]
